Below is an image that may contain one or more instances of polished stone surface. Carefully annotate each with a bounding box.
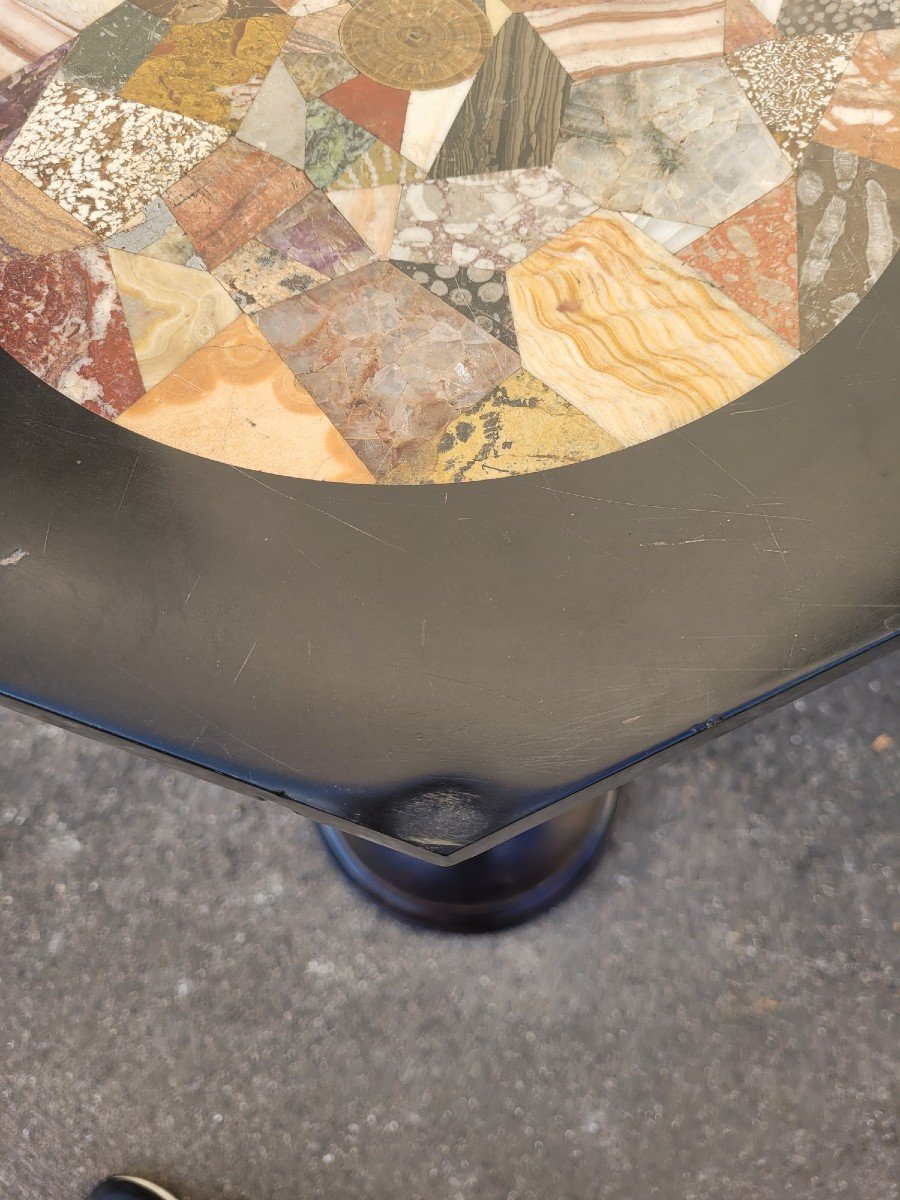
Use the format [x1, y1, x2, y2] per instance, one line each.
[0, 654, 896, 1200]
[0, 0, 898, 482]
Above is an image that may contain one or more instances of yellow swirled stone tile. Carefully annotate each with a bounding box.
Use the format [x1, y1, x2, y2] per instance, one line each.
[507, 211, 796, 448]
[385, 368, 622, 483]
[116, 315, 374, 480]
[109, 248, 240, 389]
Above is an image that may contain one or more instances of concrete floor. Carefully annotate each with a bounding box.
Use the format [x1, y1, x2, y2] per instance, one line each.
[0, 654, 897, 1200]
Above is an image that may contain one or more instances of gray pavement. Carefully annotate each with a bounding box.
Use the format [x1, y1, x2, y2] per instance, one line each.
[1, 653, 897, 1200]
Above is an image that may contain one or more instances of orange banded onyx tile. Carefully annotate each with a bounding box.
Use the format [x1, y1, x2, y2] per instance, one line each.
[115, 315, 375, 481]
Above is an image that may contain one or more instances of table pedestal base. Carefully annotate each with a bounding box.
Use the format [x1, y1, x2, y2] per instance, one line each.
[318, 789, 620, 932]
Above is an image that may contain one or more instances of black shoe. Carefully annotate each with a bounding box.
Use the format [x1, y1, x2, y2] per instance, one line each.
[88, 1179, 182, 1200]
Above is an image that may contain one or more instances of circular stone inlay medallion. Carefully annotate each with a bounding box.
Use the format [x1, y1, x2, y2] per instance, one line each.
[338, 0, 493, 91]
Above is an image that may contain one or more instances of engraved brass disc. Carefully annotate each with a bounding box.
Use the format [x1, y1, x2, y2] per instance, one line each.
[338, 0, 492, 91]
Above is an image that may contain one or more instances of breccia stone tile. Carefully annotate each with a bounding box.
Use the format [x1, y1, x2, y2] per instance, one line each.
[109, 247, 241, 388]
[384, 368, 623, 483]
[257, 187, 375, 276]
[507, 210, 796, 447]
[428, 13, 571, 179]
[795, 141, 900, 350]
[815, 29, 900, 170]
[391, 258, 518, 350]
[0, 159, 97, 255]
[326, 183, 401, 257]
[723, 0, 775, 53]
[212, 237, 327, 311]
[0, 244, 144, 416]
[726, 32, 860, 166]
[115, 315, 375, 481]
[57, 1, 167, 93]
[552, 60, 792, 226]
[235, 55, 307, 168]
[254, 260, 520, 477]
[163, 137, 312, 269]
[391, 165, 597, 270]
[4, 77, 228, 237]
[506, 0, 725, 80]
[119, 15, 295, 129]
[280, 3, 356, 98]
[678, 178, 799, 345]
[104, 195, 205, 268]
[321, 73, 408, 152]
[777, 0, 899, 38]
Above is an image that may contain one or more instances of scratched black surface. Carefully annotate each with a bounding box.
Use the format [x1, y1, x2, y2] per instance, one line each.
[1, 259, 898, 863]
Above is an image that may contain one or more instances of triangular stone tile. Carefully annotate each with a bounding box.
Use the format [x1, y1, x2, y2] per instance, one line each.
[385, 369, 622, 484]
[678, 179, 799, 347]
[108, 248, 241, 390]
[321, 74, 408, 153]
[304, 97, 376, 188]
[115, 314, 374, 482]
[257, 188, 375, 278]
[236, 56, 307, 169]
[105, 197, 206, 270]
[727, 31, 861, 165]
[0, 43, 73, 157]
[815, 29, 900, 171]
[750, 0, 783, 21]
[724, 0, 777, 53]
[400, 79, 475, 172]
[429, 13, 570, 180]
[0, 244, 144, 418]
[213, 238, 328, 313]
[326, 185, 401, 258]
[485, 0, 513, 35]
[280, 3, 356, 100]
[390, 259, 519, 352]
[329, 141, 425, 189]
[0, 161, 97, 257]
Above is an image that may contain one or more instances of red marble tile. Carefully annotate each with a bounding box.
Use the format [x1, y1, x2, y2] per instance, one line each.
[724, 0, 776, 54]
[164, 137, 313, 270]
[678, 180, 799, 347]
[320, 73, 409, 153]
[0, 246, 144, 418]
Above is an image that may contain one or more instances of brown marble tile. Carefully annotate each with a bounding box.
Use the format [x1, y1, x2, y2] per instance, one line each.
[777, 0, 898, 39]
[678, 179, 799, 345]
[116, 315, 374, 481]
[0, 244, 144, 417]
[280, 3, 356, 99]
[796, 141, 900, 349]
[0, 161, 97, 256]
[723, 0, 775, 52]
[254, 260, 519, 476]
[164, 138, 312, 269]
[815, 29, 900, 170]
